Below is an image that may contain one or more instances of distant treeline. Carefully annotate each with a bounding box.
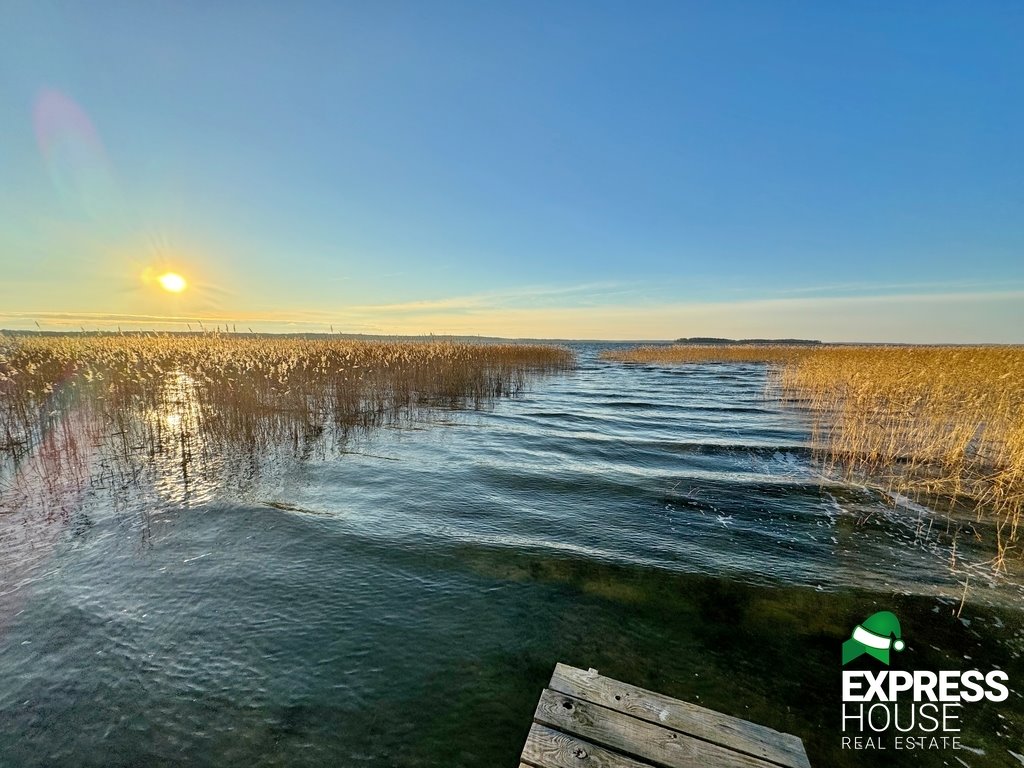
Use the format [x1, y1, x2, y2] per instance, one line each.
[674, 337, 822, 345]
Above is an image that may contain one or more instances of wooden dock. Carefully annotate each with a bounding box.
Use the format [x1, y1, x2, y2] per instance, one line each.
[519, 663, 811, 768]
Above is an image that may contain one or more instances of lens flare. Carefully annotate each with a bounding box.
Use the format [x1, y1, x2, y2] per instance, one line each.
[33, 88, 118, 219]
[158, 272, 188, 293]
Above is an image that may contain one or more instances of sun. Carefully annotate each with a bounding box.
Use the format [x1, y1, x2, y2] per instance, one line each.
[158, 272, 188, 293]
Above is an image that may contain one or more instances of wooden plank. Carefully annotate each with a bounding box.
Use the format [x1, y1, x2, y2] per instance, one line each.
[533, 688, 780, 768]
[549, 664, 810, 768]
[521, 723, 653, 768]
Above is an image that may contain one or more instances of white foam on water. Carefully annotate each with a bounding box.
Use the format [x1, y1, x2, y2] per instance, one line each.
[885, 490, 934, 516]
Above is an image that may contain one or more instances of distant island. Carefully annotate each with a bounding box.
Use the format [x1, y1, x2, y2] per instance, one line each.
[673, 337, 822, 345]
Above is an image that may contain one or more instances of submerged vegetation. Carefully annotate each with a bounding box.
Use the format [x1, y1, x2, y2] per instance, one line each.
[604, 344, 1024, 566]
[0, 333, 573, 512]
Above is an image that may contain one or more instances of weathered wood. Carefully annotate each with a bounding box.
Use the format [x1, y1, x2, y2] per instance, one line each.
[548, 663, 810, 768]
[533, 689, 780, 768]
[519, 664, 811, 768]
[521, 723, 652, 768]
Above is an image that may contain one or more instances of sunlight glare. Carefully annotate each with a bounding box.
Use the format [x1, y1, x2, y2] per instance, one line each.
[158, 272, 188, 293]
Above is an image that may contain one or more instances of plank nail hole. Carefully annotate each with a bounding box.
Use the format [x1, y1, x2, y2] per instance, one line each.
[562, 700, 573, 710]
[614, 695, 621, 701]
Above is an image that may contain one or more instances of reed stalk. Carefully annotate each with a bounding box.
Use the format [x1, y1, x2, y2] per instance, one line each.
[0, 333, 573, 511]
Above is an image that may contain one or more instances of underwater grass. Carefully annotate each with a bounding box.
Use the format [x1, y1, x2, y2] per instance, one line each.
[604, 344, 1024, 566]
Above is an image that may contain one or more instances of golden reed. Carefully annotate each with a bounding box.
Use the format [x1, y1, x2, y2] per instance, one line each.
[0, 333, 573, 512]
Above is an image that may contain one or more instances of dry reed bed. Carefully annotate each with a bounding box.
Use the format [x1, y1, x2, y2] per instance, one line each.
[604, 344, 1024, 565]
[0, 334, 573, 510]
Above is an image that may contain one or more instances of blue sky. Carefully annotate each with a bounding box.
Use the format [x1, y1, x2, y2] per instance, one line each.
[2, 1, 1022, 340]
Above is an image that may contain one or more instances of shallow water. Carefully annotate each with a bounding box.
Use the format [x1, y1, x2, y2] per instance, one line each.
[1, 344, 1022, 766]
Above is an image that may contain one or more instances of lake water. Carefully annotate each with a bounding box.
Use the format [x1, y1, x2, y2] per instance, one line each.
[1, 343, 1021, 767]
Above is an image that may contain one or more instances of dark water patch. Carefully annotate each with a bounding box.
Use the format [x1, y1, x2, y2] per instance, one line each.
[263, 500, 332, 516]
[592, 400, 773, 416]
[656, 441, 816, 458]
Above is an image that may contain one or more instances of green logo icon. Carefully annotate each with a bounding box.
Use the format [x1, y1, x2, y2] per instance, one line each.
[842, 611, 906, 665]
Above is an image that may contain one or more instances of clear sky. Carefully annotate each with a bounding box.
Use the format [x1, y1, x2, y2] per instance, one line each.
[2, 1, 1022, 341]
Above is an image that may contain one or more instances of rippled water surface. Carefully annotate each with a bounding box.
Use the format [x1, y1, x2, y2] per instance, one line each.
[2, 344, 1022, 767]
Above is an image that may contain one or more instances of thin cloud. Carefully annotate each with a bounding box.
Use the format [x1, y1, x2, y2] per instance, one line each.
[767, 278, 1024, 297]
[346, 281, 634, 314]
